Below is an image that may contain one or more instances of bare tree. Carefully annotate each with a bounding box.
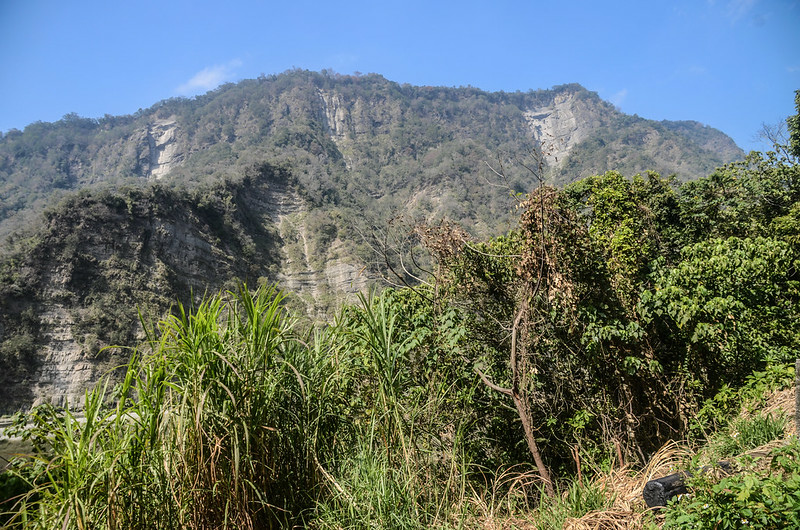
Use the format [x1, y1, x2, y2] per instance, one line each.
[467, 146, 562, 497]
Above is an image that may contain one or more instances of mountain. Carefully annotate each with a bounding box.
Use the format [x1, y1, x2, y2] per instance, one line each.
[0, 70, 743, 412]
[0, 71, 742, 239]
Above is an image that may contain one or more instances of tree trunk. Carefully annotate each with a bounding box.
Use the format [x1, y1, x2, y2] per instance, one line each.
[513, 392, 554, 496]
[476, 302, 554, 497]
[510, 304, 555, 497]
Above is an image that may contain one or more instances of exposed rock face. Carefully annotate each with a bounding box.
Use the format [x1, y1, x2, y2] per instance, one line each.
[0, 165, 320, 412]
[524, 90, 604, 166]
[31, 305, 125, 410]
[277, 211, 369, 316]
[146, 118, 184, 178]
[0, 159, 380, 411]
[123, 117, 186, 179]
[319, 89, 349, 140]
[257, 172, 371, 315]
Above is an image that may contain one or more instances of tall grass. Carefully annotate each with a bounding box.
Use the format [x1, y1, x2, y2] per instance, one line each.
[311, 289, 474, 528]
[0, 285, 482, 529]
[708, 411, 789, 459]
[531, 480, 611, 530]
[3, 285, 351, 528]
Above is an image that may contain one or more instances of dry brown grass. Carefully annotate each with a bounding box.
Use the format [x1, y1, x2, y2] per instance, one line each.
[453, 386, 798, 529]
[761, 386, 797, 437]
[563, 384, 798, 529]
[563, 509, 655, 530]
[462, 466, 543, 529]
[561, 440, 690, 530]
[460, 441, 691, 529]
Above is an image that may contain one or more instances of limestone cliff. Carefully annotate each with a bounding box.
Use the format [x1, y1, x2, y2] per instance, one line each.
[0, 163, 369, 412]
[523, 89, 606, 166]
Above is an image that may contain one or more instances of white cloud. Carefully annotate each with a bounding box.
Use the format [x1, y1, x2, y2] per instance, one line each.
[726, 0, 758, 22]
[609, 89, 628, 108]
[176, 59, 243, 95]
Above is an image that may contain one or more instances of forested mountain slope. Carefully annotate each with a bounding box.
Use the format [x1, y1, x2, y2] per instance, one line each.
[0, 70, 741, 240]
[0, 70, 744, 412]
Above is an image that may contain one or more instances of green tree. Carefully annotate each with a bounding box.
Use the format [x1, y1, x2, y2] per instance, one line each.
[787, 89, 800, 159]
[643, 236, 800, 386]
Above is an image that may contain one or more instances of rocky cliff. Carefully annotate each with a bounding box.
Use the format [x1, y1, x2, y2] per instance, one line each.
[0, 164, 369, 412]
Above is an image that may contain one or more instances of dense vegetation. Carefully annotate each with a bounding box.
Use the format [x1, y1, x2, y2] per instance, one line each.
[1, 118, 798, 526]
[0, 89, 795, 528]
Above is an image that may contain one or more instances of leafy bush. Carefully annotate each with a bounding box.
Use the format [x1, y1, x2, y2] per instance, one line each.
[646, 237, 800, 386]
[665, 441, 800, 529]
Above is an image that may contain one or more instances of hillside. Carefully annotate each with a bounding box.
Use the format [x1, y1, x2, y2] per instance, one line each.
[0, 71, 745, 412]
[0, 71, 742, 240]
[1, 148, 798, 525]
[0, 163, 374, 412]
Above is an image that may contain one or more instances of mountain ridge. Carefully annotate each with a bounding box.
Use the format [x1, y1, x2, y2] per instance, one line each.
[0, 71, 742, 239]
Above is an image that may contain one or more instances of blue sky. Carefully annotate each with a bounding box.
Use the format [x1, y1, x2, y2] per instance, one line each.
[1, 0, 798, 153]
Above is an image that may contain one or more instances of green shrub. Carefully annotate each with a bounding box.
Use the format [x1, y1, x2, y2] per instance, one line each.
[690, 363, 795, 441]
[709, 413, 789, 459]
[665, 441, 800, 529]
